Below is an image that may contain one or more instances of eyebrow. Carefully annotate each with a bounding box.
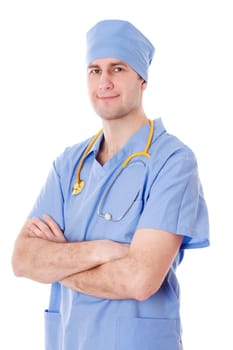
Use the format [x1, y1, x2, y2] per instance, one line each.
[88, 61, 128, 69]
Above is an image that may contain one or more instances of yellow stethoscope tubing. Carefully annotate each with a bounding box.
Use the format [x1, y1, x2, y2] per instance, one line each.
[122, 119, 154, 167]
[72, 129, 103, 195]
[72, 119, 154, 195]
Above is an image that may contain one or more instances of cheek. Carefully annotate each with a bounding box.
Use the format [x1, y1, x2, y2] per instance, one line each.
[87, 77, 98, 93]
[87, 84, 96, 103]
[126, 86, 142, 105]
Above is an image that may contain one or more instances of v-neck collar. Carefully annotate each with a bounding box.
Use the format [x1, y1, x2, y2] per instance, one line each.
[85, 118, 166, 170]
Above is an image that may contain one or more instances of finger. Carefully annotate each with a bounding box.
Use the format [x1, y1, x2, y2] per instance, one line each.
[43, 214, 66, 242]
[42, 214, 62, 235]
[30, 216, 56, 240]
[27, 221, 49, 240]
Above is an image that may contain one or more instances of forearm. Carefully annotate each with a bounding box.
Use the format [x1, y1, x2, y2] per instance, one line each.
[12, 238, 105, 283]
[60, 229, 183, 301]
[61, 255, 148, 300]
[12, 221, 129, 284]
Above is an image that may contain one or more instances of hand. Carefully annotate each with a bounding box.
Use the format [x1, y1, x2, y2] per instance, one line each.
[27, 214, 67, 243]
[102, 240, 130, 262]
[59, 241, 130, 290]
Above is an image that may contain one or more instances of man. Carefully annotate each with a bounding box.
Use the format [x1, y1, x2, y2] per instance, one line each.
[12, 19, 209, 350]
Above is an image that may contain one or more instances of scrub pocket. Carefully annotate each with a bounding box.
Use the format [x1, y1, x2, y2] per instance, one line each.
[116, 317, 183, 350]
[44, 309, 62, 350]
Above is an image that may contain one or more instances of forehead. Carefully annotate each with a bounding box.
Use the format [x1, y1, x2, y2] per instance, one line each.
[88, 57, 129, 68]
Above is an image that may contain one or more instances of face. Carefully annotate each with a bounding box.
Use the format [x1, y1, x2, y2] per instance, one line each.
[87, 58, 146, 121]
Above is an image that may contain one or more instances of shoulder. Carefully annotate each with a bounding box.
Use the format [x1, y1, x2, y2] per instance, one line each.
[150, 119, 198, 174]
[153, 119, 196, 159]
[53, 136, 93, 174]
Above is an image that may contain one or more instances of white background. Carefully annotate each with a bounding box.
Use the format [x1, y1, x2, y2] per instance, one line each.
[0, 0, 232, 349]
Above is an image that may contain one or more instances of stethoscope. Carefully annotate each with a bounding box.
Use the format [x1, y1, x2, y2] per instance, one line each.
[72, 119, 154, 221]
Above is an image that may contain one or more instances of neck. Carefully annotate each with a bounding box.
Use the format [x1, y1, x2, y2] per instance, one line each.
[97, 114, 148, 164]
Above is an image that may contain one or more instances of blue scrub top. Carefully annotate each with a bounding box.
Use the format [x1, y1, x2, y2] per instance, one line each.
[29, 118, 209, 350]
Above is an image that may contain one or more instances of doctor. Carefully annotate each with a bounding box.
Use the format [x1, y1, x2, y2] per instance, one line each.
[12, 19, 209, 350]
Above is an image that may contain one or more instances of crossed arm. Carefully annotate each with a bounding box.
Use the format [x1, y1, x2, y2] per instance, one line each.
[12, 215, 183, 301]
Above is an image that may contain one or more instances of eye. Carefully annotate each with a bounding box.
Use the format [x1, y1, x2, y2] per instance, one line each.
[114, 66, 123, 72]
[88, 68, 101, 75]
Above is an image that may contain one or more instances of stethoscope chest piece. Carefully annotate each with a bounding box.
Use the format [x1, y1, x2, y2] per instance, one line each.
[72, 180, 85, 195]
[103, 213, 112, 221]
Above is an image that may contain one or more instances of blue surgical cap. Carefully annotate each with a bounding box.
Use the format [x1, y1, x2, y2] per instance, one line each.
[86, 19, 155, 82]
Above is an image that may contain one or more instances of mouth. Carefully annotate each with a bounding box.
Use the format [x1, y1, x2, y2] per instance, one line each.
[97, 95, 119, 100]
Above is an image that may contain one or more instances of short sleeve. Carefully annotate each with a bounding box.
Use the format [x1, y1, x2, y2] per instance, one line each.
[137, 148, 209, 249]
[28, 159, 65, 230]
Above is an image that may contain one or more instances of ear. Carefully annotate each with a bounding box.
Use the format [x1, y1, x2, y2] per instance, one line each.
[141, 80, 147, 91]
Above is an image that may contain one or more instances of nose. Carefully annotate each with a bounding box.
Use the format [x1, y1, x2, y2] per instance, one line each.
[98, 72, 114, 91]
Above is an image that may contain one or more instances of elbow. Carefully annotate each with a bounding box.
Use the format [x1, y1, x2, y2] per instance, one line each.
[11, 255, 50, 283]
[11, 237, 30, 278]
[122, 259, 162, 301]
[11, 244, 32, 278]
[133, 286, 159, 301]
[129, 276, 162, 301]
[11, 253, 26, 277]
[12, 259, 23, 277]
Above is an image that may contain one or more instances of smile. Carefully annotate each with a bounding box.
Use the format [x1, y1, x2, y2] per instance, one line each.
[97, 95, 119, 100]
